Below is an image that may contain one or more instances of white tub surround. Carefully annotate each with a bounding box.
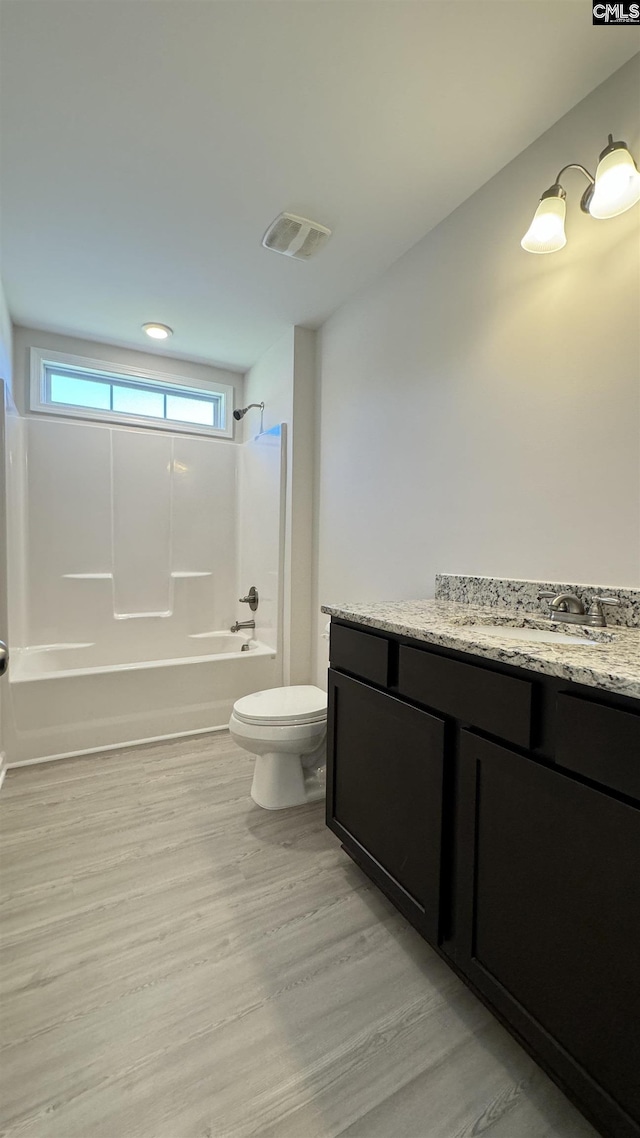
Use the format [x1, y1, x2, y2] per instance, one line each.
[20, 417, 240, 644]
[322, 577, 640, 700]
[5, 417, 287, 763]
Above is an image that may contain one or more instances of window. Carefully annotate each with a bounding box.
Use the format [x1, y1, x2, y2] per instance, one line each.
[30, 348, 234, 437]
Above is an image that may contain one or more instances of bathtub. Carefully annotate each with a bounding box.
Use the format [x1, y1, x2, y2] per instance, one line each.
[7, 633, 280, 765]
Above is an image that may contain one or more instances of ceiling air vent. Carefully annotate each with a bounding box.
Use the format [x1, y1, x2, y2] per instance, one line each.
[261, 212, 332, 260]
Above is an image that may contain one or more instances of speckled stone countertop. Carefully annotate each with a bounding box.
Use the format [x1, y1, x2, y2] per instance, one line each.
[435, 573, 640, 627]
[321, 598, 640, 701]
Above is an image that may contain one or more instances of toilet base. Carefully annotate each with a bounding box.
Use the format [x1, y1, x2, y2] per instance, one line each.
[250, 751, 326, 810]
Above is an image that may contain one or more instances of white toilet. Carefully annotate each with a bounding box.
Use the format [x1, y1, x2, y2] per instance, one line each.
[229, 685, 327, 810]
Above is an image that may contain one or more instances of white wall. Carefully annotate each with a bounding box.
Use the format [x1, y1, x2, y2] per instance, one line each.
[0, 275, 13, 777]
[290, 329, 316, 685]
[0, 277, 12, 396]
[243, 326, 316, 685]
[242, 328, 295, 442]
[314, 56, 640, 684]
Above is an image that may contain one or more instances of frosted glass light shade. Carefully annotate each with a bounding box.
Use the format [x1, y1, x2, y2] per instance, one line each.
[588, 146, 640, 219]
[521, 195, 567, 254]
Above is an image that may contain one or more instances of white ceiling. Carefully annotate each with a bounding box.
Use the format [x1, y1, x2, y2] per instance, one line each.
[0, 2, 637, 372]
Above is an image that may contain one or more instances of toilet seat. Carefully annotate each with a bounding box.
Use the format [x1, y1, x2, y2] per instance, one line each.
[233, 685, 327, 726]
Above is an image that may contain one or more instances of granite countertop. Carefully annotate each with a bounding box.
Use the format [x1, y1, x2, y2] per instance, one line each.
[321, 598, 640, 701]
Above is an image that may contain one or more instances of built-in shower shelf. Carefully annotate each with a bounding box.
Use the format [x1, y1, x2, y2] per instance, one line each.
[63, 573, 113, 580]
[114, 610, 172, 620]
[171, 571, 212, 578]
[21, 641, 94, 653]
[63, 572, 212, 580]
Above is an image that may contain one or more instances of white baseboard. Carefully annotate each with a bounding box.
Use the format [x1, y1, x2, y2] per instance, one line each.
[7, 724, 229, 768]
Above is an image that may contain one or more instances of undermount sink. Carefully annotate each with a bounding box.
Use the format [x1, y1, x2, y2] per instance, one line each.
[464, 624, 598, 647]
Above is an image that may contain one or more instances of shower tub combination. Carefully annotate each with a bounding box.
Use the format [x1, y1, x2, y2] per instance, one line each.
[8, 632, 279, 765]
[5, 412, 286, 765]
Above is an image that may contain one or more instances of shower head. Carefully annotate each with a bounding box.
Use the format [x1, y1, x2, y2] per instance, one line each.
[233, 402, 264, 422]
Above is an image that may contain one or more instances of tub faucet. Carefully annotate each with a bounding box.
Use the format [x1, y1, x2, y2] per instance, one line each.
[231, 619, 255, 633]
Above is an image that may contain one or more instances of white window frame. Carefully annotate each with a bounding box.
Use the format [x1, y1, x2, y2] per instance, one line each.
[29, 347, 235, 438]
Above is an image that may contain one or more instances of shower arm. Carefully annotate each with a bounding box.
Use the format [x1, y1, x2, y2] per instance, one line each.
[233, 402, 265, 428]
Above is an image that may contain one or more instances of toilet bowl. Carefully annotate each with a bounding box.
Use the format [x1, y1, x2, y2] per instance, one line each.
[229, 685, 327, 810]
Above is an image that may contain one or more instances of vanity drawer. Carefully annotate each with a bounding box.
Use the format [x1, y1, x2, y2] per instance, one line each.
[330, 623, 390, 687]
[398, 645, 532, 748]
[556, 694, 640, 801]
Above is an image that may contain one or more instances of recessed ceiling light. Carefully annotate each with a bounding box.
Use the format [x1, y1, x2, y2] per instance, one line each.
[142, 322, 173, 340]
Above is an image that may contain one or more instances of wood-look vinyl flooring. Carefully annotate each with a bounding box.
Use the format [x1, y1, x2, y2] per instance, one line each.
[0, 732, 598, 1138]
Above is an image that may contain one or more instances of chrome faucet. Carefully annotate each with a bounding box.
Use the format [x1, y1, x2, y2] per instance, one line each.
[230, 619, 255, 633]
[538, 591, 586, 624]
[538, 591, 620, 627]
[584, 596, 621, 628]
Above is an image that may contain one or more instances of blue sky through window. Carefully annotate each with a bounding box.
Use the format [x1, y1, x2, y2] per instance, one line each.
[112, 385, 164, 418]
[50, 373, 111, 410]
[43, 364, 225, 431]
[166, 393, 214, 426]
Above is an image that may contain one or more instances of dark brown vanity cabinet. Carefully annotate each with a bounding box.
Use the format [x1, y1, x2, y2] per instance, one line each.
[453, 731, 640, 1138]
[326, 669, 445, 944]
[326, 617, 640, 1138]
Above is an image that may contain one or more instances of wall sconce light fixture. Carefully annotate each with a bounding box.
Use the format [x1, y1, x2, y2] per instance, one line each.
[521, 134, 640, 254]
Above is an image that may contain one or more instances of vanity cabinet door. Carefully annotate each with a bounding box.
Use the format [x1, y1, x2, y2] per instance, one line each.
[452, 730, 640, 1138]
[326, 669, 445, 945]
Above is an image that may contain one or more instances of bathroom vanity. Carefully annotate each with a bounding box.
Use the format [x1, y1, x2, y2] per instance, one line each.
[323, 578, 640, 1138]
